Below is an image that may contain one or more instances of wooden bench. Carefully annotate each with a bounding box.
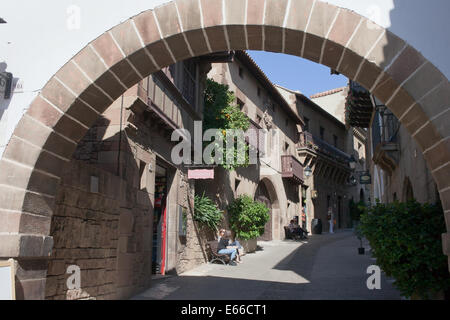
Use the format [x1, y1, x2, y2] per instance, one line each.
[284, 226, 307, 241]
[206, 240, 231, 265]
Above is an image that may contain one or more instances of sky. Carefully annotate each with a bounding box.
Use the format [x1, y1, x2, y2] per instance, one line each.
[247, 51, 348, 98]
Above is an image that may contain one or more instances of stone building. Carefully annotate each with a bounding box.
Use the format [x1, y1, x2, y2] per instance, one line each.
[1, 1, 449, 300]
[310, 85, 370, 206]
[277, 83, 367, 233]
[198, 51, 305, 242]
[44, 57, 215, 300]
[346, 81, 440, 205]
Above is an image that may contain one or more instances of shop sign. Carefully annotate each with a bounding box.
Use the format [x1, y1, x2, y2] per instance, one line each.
[188, 169, 214, 180]
[360, 172, 372, 184]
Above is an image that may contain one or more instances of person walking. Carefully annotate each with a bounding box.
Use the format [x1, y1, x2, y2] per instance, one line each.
[327, 207, 334, 234]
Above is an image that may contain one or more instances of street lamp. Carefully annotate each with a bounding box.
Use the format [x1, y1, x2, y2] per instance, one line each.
[304, 165, 312, 178]
[349, 155, 357, 171]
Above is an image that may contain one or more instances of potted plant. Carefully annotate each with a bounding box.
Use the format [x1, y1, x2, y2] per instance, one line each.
[355, 223, 365, 254]
[227, 195, 270, 253]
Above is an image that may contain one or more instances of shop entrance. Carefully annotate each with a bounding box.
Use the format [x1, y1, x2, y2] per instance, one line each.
[152, 163, 168, 275]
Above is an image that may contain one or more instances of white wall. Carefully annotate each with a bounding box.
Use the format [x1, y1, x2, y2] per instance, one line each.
[1, 0, 448, 159]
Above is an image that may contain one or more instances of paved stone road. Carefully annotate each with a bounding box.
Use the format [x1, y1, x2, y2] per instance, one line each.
[132, 230, 402, 300]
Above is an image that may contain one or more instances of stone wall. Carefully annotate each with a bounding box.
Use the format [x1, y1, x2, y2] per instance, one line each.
[374, 125, 439, 204]
[45, 160, 209, 300]
[45, 160, 121, 300]
[175, 180, 210, 274]
[45, 96, 211, 299]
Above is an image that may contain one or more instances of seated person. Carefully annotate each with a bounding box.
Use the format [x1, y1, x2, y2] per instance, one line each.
[288, 220, 308, 239]
[217, 230, 239, 266]
[218, 229, 243, 263]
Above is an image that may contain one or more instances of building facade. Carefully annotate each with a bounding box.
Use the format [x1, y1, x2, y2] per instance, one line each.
[198, 51, 305, 242]
[44, 57, 214, 299]
[277, 83, 368, 233]
[346, 82, 441, 205]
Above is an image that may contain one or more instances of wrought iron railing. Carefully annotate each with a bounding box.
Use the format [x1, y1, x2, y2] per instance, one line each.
[298, 131, 351, 163]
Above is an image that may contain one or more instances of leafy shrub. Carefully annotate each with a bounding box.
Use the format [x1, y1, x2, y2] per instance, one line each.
[194, 193, 223, 231]
[228, 195, 270, 240]
[359, 200, 450, 299]
[203, 79, 250, 171]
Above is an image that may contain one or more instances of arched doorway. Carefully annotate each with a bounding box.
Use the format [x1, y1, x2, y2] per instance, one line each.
[0, 0, 448, 299]
[254, 181, 273, 241]
[403, 177, 415, 201]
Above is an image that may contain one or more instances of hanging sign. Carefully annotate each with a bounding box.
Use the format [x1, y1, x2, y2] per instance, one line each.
[188, 169, 214, 180]
[360, 172, 372, 184]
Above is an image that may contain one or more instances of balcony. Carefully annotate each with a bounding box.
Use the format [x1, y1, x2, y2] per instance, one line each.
[281, 155, 304, 185]
[372, 142, 399, 175]
[371, 109, 400, 175]
[298, 131, 351, 164]
[346, 81, 374, 128]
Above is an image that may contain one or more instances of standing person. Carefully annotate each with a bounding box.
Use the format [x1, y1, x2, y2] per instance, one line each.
[327, 207, 334, 234]
[301, 208, 307, 231]
[217, 230, 239, 266]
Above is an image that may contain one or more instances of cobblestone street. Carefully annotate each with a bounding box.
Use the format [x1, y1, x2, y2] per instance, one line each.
[133, 231, 401, 300]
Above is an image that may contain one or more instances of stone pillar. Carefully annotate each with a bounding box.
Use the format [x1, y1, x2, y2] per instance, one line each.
[0, 233, 53, 299]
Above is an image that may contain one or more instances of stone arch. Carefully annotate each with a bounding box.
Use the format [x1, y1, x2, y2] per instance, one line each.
[0, 0, 449, 298]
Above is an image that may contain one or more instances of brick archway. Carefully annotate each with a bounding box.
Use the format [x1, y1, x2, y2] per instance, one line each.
[0, 0, 449, 299]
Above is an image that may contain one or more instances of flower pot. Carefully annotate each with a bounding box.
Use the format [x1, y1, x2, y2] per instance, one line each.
[358, 247, 365, 255]
[238, 238, 257, 255]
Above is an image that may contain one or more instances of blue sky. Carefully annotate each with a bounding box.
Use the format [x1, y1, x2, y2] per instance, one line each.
[247, 50, 348, 98]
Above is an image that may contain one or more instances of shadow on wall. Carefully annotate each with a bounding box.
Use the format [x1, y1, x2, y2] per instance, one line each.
[44, 113, 155, 300]
[0, 62, 19, 122]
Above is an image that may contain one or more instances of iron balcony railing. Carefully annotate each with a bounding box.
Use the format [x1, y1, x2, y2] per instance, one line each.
[298, 131, 352, 164]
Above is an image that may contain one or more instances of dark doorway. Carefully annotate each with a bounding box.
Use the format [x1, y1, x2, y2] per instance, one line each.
[404, 178, 414, 201]
[152, 163, 168, 275]
[255, 181, 273, 241]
